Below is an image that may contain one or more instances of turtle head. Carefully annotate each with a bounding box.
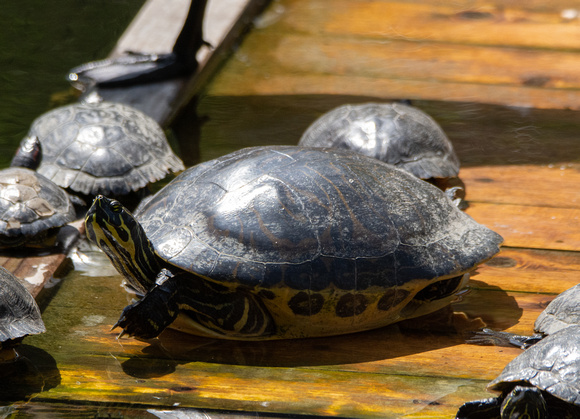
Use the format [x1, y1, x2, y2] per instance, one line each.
[500, 385, 547, 419]
[11, 136, 42, 170]
[85, 195, 159, 292]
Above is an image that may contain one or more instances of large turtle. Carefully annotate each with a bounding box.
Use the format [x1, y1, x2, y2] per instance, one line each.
[85, 146, 502, 340]
[298, 102, 465, 205]
[456, 325, 580, 418]
[0, 137, 80, 249]
[0, 266, 46, 361]
[20, 99, 184, 198]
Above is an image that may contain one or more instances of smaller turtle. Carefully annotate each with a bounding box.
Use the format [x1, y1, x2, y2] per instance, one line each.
[19, 99, 184, 200]
[456, 325, 580, 418]
[0, 137, 81, 249]
[0, 266, 46, 362]
[298, 102, 465, 205]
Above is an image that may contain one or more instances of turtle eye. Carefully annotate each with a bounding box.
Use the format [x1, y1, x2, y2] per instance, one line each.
[110, 200, 123, 213]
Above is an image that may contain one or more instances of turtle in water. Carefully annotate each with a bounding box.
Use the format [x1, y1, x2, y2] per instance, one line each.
[0, 266, 46, 362]
[456, 325, 580, 418]
[68, 0, 208, 89]
[0, 137, 81, 249]
[85, 146, 502, 341]
[18, 99, 184, 201]
[298, 102, 465, 206]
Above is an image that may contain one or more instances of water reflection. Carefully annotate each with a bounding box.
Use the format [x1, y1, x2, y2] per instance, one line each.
[0, 0, 145, 168]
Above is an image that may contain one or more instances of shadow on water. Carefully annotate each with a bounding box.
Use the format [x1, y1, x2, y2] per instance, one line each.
[183, 94, 580, 167]
[115, 278, 520, 378]
[0, 345, 61, 403]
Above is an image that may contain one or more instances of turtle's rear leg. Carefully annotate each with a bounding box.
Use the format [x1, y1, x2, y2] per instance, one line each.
[467, 328, 544, 349]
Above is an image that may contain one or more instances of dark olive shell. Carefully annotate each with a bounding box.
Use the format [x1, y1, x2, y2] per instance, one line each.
[136, 146, 500, 291]
[0, 266, 45, 345]
[489, 325, 580, 406]
[0, 167, 76, 247]
[28, 101, 184, 196]
[298, 103, 459, 180]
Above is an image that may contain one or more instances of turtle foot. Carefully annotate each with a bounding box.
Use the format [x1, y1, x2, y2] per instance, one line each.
[113, 300, 164, 340]
[113, 271, 180, 340]
[467, 328, 543, 349]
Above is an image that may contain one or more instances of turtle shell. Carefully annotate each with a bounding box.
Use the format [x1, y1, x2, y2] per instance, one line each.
[0, 266, 46, 346]
[135, 146, 502, 338]
[0, 167, 77, 248]
[28, 101, 184, 196]
[534, 283, 580, 336]
[488, 325, 580, 407]
[298, 103, 459, 180]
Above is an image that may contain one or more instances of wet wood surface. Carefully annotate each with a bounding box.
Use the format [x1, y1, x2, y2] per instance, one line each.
[6, 0, 580, 418]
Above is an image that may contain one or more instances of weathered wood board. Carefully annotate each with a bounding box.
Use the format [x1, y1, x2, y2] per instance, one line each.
[205, 0, 580, 110]
[6, 0, 580, 418]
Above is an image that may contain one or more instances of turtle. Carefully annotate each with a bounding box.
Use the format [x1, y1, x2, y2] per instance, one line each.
[84, 146, 503, 341]
[19, 99, 184, 199]
[456, 325, 580, 418]
[0, 137, 81, 249]
[0, 266, 46, 361]
[298, 102, 465, 206]
[68, 0, 207, 89]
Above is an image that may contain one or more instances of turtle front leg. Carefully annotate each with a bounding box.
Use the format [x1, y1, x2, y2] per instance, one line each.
[113, 269, 179, 339]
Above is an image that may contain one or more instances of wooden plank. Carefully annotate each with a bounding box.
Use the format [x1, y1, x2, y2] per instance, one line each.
[461, 164, 580, 208]
[235, 33, 580, 90]
[202, 2, 580, 109]
[280, 0, 580, 50]
[207, 59, 580, 111]
[466, 202, 580, 251]
[96, 0, 270, 125]
[0, 223, 80, 297]
[474, 248, 580, 294]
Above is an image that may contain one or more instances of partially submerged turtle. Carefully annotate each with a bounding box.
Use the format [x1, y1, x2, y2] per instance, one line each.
[20, 100, 184, 198]
[85, 146, 502, 341]
[456, 325, 580, 418]
[0, 137, 80, 249]
[0, 266, 46, 362]
[298, 103, 465, 205]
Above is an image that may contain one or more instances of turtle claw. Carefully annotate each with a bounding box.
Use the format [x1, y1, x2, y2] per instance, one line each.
[112, 300, 160, 340]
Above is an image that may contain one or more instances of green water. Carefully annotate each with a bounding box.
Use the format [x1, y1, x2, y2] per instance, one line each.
[0, 0, 146, 167]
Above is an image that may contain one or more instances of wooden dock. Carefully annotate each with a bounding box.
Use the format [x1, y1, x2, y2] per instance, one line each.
[4, 0, 580, 417]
